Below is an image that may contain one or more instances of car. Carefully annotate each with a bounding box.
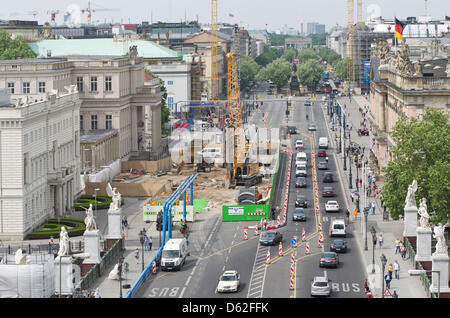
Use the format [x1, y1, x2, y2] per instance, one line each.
[259, 231, 283, 245]
[295, 152, 307, 165]
[292, 208, 306, 221]
[311, 275, 332, 297]
[318, 150, 327, 157]
[318, 161, 328, 170]
[295, 194, 308, 208]
[325, 200, 340, 212]
[216, 270, 240, 293]
[304, 100, 311, 106]
[319, 252, 339, 268]
[329, 219, 346, 237]
[296, 166, 307, 177]
[323, 172, 334, 183]
[322, 186, 335, 197]
[295, 177, 307, 188]
[266, 88, 272, 95]
[308, 123, 317, 131]
[330, 239, 348, 253]
[288, 126, 297, 134]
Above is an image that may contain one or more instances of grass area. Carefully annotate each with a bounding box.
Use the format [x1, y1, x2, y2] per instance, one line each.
[27, 218, 86, 240]
[193, 199, 209, 213]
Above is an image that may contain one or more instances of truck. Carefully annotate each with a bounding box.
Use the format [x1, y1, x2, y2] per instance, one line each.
[160, 238, 189, 271]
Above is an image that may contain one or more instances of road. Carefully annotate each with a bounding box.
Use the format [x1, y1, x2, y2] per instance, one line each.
[136, 85, 366, 298]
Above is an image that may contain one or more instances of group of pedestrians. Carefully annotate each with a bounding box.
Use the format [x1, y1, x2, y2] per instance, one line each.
[80, 288, 101, 298]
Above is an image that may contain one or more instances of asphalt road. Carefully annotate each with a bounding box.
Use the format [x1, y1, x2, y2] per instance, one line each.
[136, 87, 366, 298]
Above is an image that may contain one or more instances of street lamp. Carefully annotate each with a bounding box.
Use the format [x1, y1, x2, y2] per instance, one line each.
[138, 228, 147, 272]
[343, 134, 347, 171]
[363, 207, 369, 251]
[94, 188, 100, 220]
[118, 254, 124, 298]
[408, 269, 440, 298]
[380, 253, 387, 298]
[370, 226, 376, 273]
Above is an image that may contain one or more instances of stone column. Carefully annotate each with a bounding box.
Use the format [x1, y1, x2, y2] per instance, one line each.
[403, 205, 418, 248]
[431, 254, 450, 295]
[105, 207, 123, 251]
[54, 256, 74, 296]
[415, 227, 432, 270]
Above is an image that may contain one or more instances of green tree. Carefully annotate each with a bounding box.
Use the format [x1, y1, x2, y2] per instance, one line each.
[0, 30, 36, 60]
[308, 33, 327, 46]
[319, 47, 341, 66]
[145, 70, 170, 130]
[297, 48, 318, 63]
[269, 33, 292, 47]
[283, 47, 298, 63]
[382, 107, 450, 224]
[255, 45, 282, 67]
[239, 55, 259, 90]
[297, 59, 324, 91]
[256, 58, 292, 90]
[334, 58, 348, 81]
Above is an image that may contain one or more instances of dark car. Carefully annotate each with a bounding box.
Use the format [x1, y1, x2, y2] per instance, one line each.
[295, 194, 308, 207]
[330, 239, 348, 253]
[293, 208, 306, 222]
[318, 161, 328, 170]
[259, 231, 283, 246]
[323, 172, 334, 183]
[288, 126, 297, 134]
[322, 186, 335, 197]
[319, 252, 339, 268]
[295, 177, 307, 188]
[318, 150, 327, 157]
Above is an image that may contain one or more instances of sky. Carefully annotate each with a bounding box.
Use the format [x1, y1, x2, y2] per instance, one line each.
[2, 0, 449, 31]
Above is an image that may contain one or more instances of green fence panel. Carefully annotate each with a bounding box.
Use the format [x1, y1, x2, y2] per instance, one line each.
[222, 204, 270, 221]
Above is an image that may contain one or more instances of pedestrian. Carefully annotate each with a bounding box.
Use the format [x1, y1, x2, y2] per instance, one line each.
[144, 235, 149, 251]
[360, 179, 362, 188]
[363, 279, 370, 294]
[263, 218, 268, 231]
[90, 290, 95, 298]
[49, 236, 54, 245]
[345, 209, 350, 220]
[94, 288, 101, 298]
[394, 260, 400, 279]
[351, 193, 354, 203]
[385, 273, 392, 289]
[383, 211, 389, 222]
[373, 235, 378, 248]
[394, 238, 401, 254]
[371, 201, 376, 215]
[135, 248, 140, 264]
[401, 243, 407, 260]
[378, 234, 384, 248]
[149, 236, 153, 251]
[388, 263, 393, 277]
[367, 291, 373, 298]
[81, 289, 88, 298]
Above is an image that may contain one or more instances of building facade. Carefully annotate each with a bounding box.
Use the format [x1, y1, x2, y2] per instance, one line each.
[0, 87, 81, 240]
[285, 37, 313, 51]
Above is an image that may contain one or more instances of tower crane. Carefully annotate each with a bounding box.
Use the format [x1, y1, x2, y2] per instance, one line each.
[9, 10, 64, 24]
[81, 1, 120, 25]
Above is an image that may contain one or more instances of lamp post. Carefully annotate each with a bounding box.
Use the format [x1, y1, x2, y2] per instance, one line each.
[94, 188, 100, 220]
[370, 226, 376, 273]
[118, 254, 124, 298]
[408, 269, 441, 298]
[138, 228, 147, 272]
[363, 207, 369, 251]
[343, 133, 347, 171]
[380, 253, 387, 298]
[338, 125, 342, 153]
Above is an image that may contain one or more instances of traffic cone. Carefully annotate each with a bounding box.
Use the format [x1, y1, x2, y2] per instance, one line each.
[302, 228, 306, 241]
[152, 260, 157, 274]
[305, 242, 310, 255]
[279, 242, 283, 256]
[255, 223, 259, 236]
[244, 228, 248, 240]
[318, 222, 322, 232]
[318, 236, 322, 248]
[289, 274, 295, 290]
[266, 249, 271, 264]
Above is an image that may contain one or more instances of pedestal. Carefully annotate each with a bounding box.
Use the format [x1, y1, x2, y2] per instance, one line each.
[415, 227, 432, 263]
[403, 205, 418, 238]
[106, 208, 123, 239]
[54, 256, 74, 296]
[83, 230, 102, 264]
[431, 254, 450, 295]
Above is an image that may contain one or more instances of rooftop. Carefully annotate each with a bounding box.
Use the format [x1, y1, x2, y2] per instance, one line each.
[80, 129, 118, 144]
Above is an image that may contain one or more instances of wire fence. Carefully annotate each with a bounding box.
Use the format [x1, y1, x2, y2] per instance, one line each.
[0, 240, 85, 256]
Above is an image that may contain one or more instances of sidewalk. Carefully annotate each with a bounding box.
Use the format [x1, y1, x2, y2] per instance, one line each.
[322, 93, 427, 298]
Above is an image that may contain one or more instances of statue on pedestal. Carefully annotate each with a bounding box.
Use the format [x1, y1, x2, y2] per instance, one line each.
[57, 226, 70, 257]
[433, 223, 448, 256]
[106, 183, 121, 210]
[84, 203, 97, 231]
[418, 198, 431, 229]
[405, 179, 418, 209]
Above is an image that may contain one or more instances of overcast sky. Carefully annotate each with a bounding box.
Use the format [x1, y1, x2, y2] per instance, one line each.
[2, 0, 448, 31]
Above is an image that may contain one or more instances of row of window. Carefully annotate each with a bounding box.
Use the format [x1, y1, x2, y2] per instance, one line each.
[80, 114, 112, 131]
[8, 82, 46, 94]
[76, 76, 112, 92]
[23, 118, 74, 146]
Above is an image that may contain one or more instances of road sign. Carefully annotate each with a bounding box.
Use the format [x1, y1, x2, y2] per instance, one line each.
[291, 237, 297, 246]
[383, 288, 393, 297]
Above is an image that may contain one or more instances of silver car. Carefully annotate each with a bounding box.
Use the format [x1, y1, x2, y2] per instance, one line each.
[311, 276, 332, 297]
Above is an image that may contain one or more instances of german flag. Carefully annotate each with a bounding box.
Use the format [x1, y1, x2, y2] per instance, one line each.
[395, 18, 406, 41]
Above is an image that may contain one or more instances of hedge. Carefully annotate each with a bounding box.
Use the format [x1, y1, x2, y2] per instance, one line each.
[27, 218, 86, 240]
[74, 194, 124, 211]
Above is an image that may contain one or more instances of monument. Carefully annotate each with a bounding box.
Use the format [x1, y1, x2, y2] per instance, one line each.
[431, 223, 450, 296]
[81, 204, 102, 276]
[415, 198, 432, 269]
[105, 183, 123, 251]
[403, 180, 418, 247]
[54, 226, 74, 296]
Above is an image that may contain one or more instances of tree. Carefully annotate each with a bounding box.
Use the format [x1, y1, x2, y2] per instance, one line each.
[308, 33, 327, 46]
[0, 30, 37, 60]
[239, 55, 259, 90]
[297, 48, 318, 63]
[283, 47, 298, 63]
[297, 59, 324, 91]
[255, 44, 282, 67]
[256, 58, 292, 90]
[319, 47, 341, 66]
[145, 70, 170, 129]
[382, 107, 450, 224]
[334, 58, 348, 81]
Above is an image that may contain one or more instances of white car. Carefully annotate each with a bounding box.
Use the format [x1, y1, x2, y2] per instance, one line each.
[216, 270, 240, 293]
[296, 166, 307, 177]
[325, 201, 340, 212]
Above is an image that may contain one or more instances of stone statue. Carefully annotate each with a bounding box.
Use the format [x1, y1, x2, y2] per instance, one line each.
[418, 198, 430, 229]
[108, 263, 121, 280]
[106, 183, 121, 210]
[405, 179, 418, 209]
[395, 39, 412, 76]
[129, 45, 138, 60]
[433, 223, 448, 256]
[57, 226, 70, 257]
[414, 60, 423, 77]
[84, 203, 97, 231]
[376, 39, 391, 65]
[14, 249, 28, 265]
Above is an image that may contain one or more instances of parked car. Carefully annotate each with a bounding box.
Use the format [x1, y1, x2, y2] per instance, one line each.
[319, 252, 339, 268]
[259, 231, 283, 246]
[318, 150, 327, 157]
[308, 123, 317, 131]
[318, 161, 328, 170]
[311, 275, 332, 297]
[325, 200, 340, 212]
[216, 270, 240, 293]
[295, 177, 307, 188]
[323, 172, 334, 183]
[330, 239, 348, 253]
[292, 208, 306, 222]
[322, 186, 335, 197]
[295, 194, 308, 208]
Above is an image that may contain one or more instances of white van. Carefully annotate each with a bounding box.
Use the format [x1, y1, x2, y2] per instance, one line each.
[161, 238, 189, 271]
[319, 137, 328, 149]
[296, 152, 307, 165]
[329, 219, 346, 237]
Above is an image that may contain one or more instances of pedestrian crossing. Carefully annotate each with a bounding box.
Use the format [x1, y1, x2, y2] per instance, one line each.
[247, 243, 269, 298]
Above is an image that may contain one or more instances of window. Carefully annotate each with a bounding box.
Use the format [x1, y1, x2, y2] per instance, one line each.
[167, 80, 174, 85]
[105, 76, 112, 91]
[76, 76, 83, 92]
[168, 96, 174, 110]
[23, 82, 30, 94]
[80, 115, 84, 131]
[90, 76, 97, 92]
[38, 82, 46, 93]
[8, 82, 14, 94]
[105, 114, 112, 129]
[91, 114, 98, 130]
